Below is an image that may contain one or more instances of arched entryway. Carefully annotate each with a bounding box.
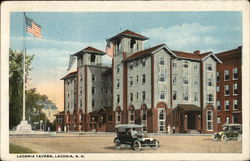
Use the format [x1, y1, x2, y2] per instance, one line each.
[156, 102, 168, 133]
[203, 104, 217, 133]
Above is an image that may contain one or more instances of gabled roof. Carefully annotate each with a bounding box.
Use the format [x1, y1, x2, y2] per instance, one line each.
[123, 44, 177, 62]
[173, 51, 213, 61]
[73, 46, 105, 56]
[216, 46, 242, 60]
[108, 29, 149, 41]
[60, 71, 77, 80]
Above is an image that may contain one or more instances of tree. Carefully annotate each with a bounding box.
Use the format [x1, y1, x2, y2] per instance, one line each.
[9, 49, 34, 129]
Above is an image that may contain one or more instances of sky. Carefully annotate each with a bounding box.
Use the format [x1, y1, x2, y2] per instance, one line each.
[10, 12, 242, 111]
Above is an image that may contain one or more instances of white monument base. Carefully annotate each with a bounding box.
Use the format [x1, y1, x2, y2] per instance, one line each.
[16, 120, 32, 133]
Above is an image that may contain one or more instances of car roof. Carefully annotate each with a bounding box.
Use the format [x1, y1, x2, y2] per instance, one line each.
[115, 124, 143, 129]
[222, 123, 242, 127]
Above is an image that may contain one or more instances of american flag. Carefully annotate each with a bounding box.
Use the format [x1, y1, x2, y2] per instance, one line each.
[25, 13, 42, 38]
[106, 40, 114, 58]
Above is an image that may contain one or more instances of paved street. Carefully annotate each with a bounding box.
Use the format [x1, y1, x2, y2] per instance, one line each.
[10, 133, 242, 153]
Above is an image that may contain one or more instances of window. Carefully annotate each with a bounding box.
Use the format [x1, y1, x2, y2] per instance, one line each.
[158, 108, 166, 132]
[233, 100, 238, 110]
[116, 65, 120, 73]
[183, 61, 189, 68]
[116, 79, 120, 88]
[130, 39, 136, 49]
[233, 83, 238, 95]
[130, 93, 133, 102]
[183, 76, 188, 84]
[104, 88, 108, 94]
[142, 91, 146, 101]
[80, 99, 82, 108]
[217, 117, 221, 124]
[194, 92, 199, 101]
[108, 115, 112, 122]
[142, 74, 146, 84]
[136, 75, 139, 83]
[172, 62, 177, 68]
[128, 110, 135, 124]
[80, 87, 82, 95]
[67, 80, 70, 85]
[136, 92, 139, 100]
[116, 111, 121, 124]
[216, 86, 220, 92]
[172, 75, 177, 84]
[141, 109, 147, 131]
[216, 72, 220, 82]
[207, 78, 213, 86]
[194, 64, 198, 70]
[226, 116, 230, 124]
[92, 74, 96, 81]
[159, 57, 165, 65]
[91, 54, 96, 62]
[183, 92, 189, 101]
[207, 110, 213, 130]
[160, 91, 165, 99]
[225, 100, 230, 111]
[142, 58, 146, 66]
[159, 74, 165, 82]
[207, 94, 214, 102]
[129, 62, 133, 70]
[101, 74, 105, 81]
[129, 77, 133, 86]
[217, 101, 221, 111]
[232, 116, 239, 124]
[206, 64, 212, 71]
[224, 70, 229, 81]
[92, 100, 95, 107]
[117, 95, 120, 103]
[80, 75, 83, 82]
[233, 68, 238, 80]
[173, 91, 177, 100]
[92, 87, 96, 94]
[135, 60, 138, 67]
[225, 85, 230, 96]
[194, 77, 199, 86]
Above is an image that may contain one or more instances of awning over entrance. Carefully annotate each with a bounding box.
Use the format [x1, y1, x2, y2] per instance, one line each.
[177, 104, 201, 112]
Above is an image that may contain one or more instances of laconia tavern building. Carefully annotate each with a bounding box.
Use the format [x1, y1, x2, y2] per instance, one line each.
[55, 30, 223, 134]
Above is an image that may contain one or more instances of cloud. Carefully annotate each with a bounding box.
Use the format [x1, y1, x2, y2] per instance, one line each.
[142, 23, 221, 52]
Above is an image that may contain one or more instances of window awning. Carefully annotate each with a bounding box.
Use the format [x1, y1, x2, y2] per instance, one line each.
[177, 104, 201, 112]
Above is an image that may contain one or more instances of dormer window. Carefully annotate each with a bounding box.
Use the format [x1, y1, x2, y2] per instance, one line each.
[129, 62, 133, 70]
[91, 54, 96, 63]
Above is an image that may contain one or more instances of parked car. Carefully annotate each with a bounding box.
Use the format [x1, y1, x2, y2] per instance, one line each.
[213, 124, 242, 141]
[114, 124, 159, 151]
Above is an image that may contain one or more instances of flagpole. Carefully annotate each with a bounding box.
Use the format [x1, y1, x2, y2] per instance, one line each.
[22, 12, 26, 121]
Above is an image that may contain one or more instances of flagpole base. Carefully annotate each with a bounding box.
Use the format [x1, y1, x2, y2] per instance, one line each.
[16, 120, 32, 133]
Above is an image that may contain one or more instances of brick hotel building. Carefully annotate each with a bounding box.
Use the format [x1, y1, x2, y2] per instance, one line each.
[55, 30, 241, 134]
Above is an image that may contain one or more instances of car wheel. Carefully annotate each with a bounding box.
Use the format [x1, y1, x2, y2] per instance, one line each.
[237, 134, 242, 141]
[213, 134, 219, 141]
[221, 135, 228, 141]
[114, 139, 121, 150]
[151, 140, 159, 150]
[133, 140, 141, 151]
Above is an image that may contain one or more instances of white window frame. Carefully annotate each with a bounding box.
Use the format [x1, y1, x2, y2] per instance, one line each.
[173, 91, 177, 100]
[233, 99, 238, 110]
[183, 60, 189, 69]
[224, 70, 229, 81]
[225, 100, 230, 111]
[159, 57, 165, 65]
[183, 76, 189, 85]
[158, 108, 166, 132]
[159, 73, 165, 82]
[116, 79, 120, 89]
[206, 110, 213, 131]
[116, 111, 121, 124]
[183, 92, 189, 101]
[217, 117, 221, 124]
[172, 75, 177, 84]
[92, 74, 96, 81]
[116, 65, 120, 73]
[217, 100, 221, 111]
[207, 78, 213, 86]
[233, 83, 238, 95]
[206, 64, 213, 71]
[194, 64, 198, 71]
[216, 72, 220, 82]
[172, 61, 177, 68]
[116, 95, 120, 103]
[225, 85, 230, 96]
[141, 109, 147, 132]
[129, 77, 133, 86]
[207, 94, 214, 102]
[128, 110, 135, 124]
[226, 116, 230, 124]
[160, 91, 165, 99]
[233, 68, 238, 80]
[216, 86, 220, 92]
[142, 74, 146, 84]
[194, 92, 199, 101]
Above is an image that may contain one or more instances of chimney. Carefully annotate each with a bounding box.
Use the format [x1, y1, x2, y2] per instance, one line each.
[194, 50, 200, 55]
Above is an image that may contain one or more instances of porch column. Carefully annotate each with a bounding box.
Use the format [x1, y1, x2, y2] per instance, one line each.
[184, 113, 188, 132]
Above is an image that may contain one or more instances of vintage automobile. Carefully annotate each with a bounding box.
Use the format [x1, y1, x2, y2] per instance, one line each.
[114, 124, 159, 151]
[213, 124, 242, 141]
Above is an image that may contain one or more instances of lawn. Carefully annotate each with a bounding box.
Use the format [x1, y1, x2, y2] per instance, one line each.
[9, 143, 36, 153]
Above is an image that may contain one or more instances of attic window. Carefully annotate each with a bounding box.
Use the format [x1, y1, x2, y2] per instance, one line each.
[130, 39, 136, 49]
[91, 54, 96, 62]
